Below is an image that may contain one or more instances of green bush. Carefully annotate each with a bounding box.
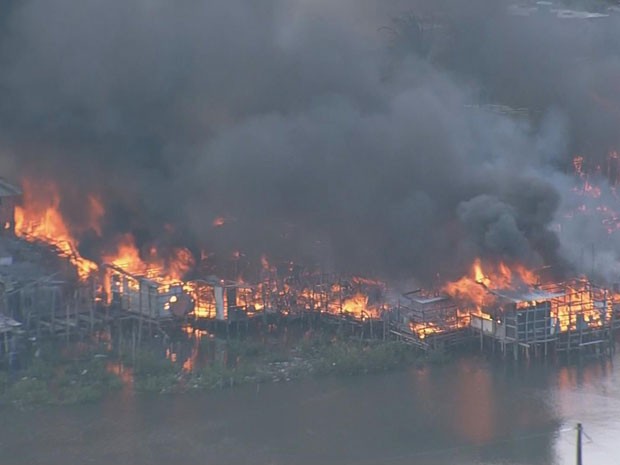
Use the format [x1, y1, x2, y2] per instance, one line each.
[313, 340, 418, 376]
[24, 358, 55, 381]
[4, 377, 51, 405]
[131, 351, 177, 376]
[0, 356, 124, 406]
[134, 373, 179, 393]
[58, 383, 105, 404]
[227, 340, 266, 358]
[187, 360, 266, 390]
[129, 351, 180, 393]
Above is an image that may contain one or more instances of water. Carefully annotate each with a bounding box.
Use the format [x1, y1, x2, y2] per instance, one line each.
[1, 353, 620, 465]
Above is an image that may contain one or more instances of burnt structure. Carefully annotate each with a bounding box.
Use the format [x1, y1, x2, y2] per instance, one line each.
[0, 236, 96, 343]
[105, 265, 191, 322]
[391, 293, 467, 350]
[470, 280, 620, 359]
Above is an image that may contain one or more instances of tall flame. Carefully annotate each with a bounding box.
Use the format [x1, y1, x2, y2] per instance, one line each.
[102, 233, 195, 282]
[15, 178, 195, 284]
[14, 180, 99, 280]
[442, 258, 539, 316]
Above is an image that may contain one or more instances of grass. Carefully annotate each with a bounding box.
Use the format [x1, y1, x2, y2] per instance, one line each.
[309, 339, 419, 376]
[188, 361, 270, 390]
[0, 330, 432, 404]
[0, 352, 122, 406]
[123, 350, 179, 393]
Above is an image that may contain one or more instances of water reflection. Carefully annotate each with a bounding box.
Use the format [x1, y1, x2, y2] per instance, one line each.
[1, 353, 619, 464]
[409, 358, 559, 464]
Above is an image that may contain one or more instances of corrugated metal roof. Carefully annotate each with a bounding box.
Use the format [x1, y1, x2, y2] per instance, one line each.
[0, 178, 21, 197]
[489, 288, 563, 303]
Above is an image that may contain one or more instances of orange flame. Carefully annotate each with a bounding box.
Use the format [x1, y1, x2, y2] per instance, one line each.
[102, 233, 195, 282]
[443, 258, 539, 316]
[14, 179, 99, 280]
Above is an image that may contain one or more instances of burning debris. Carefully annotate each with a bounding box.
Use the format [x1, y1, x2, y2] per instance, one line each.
[2, 1, 620, 366]
[1, 171, 619, 363]
[4, 174, 391, 329]
[392, 258, 620, 356]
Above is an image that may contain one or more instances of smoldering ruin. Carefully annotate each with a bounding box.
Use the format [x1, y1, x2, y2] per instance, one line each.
[1, 0, 620, 365]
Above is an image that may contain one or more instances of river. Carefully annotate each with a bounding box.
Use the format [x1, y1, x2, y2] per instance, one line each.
[1, 352, 619, 465]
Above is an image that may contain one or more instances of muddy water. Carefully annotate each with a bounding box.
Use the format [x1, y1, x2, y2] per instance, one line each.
[1, 353, 619, 465]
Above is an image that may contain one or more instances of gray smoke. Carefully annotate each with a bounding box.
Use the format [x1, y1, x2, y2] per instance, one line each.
[0, 0, 618, 282]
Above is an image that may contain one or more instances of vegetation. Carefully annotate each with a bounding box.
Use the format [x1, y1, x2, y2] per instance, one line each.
[0, 355, 122, 407]
[0, 329, 440, 406]
[310, 340, 420, 376]
[129, 351, 179, 394]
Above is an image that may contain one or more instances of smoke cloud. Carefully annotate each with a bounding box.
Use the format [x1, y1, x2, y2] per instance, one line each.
[1, 0, 619, 283]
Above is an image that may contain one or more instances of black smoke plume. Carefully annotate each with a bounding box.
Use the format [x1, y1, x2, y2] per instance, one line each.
[1, 0, 619, 283]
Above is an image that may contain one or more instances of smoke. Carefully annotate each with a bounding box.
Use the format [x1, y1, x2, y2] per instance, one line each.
[0, 0, 619, 282]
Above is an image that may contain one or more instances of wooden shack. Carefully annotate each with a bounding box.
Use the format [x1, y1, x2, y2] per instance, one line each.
[391, 293, 468, 350]
[470, 288, 561, 354]
[105, 265, 190, 321]
[186, 277, 256, 322]
[470, 280, 618, 358]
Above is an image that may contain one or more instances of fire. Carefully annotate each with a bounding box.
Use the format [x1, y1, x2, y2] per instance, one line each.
[565, 152, 620, 235]
[13, 176, 198, 290]
[573, 155, 584, 176]
[15, 179, 99, 280]
[101, 232, 195, 281]
[167, 247, 195, 280]
[102, 233, 146, 275]
[410, 321, 440, 339]
[325, 290, 381, 320]
[342, 293, 370, 319]
[260, 254, 277, 276]
[441, 257, 613, 339]
[443, 258, 539, 316]
[545, 279, 612, 332]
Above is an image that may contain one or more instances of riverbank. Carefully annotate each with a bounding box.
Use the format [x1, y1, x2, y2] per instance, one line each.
[0, 332, 445, 406]
[2, 351, 615, 465]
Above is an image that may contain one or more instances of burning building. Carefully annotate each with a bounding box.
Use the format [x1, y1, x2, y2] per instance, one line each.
[469, 287, 562, 355]
[446, 260, 620, 358]
[392, 292, 468, 350]
[105, 264, 191, 322]
[186, 277, 257, 322]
